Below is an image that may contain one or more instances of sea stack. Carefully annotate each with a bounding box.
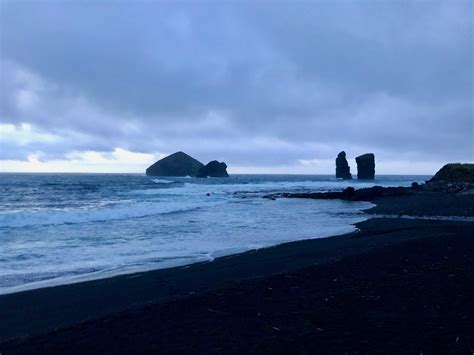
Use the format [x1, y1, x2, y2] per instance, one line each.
[197, 161, 229, 178]
[335, 151, 352, 179]
[355, 153, 375, 180]
[146, 151, 204, 177]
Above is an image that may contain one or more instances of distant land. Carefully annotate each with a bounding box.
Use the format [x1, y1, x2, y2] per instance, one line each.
[147, 150, 379, 180]
[145, 151, 228, 178]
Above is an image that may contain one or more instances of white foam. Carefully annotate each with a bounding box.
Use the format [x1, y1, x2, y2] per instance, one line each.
[151, 179, 175, 184]
[0, 199, 224, 228]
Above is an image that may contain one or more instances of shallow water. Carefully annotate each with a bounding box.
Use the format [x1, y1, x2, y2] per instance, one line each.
[0, 173, 427, 294]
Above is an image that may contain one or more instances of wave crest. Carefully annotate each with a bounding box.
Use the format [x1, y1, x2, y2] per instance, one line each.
[0, 199, 222, 228]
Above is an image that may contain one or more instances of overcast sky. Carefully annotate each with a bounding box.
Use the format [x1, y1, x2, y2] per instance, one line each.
[0, 0, 472, 174]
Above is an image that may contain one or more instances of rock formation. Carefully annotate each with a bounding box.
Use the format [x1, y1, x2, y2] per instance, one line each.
[146, 151, 204, 177]
[263, 185, 410, 202]
[335, 151, 352, 179]
[197, 161, 229, 178]
[355, 153, 375, 180]
[429, 163, 474, 184]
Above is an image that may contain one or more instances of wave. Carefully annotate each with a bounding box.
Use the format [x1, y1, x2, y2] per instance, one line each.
[151, 179, 176, 184]
[1, 177, 419, 229]
[0, 199, 223, 228]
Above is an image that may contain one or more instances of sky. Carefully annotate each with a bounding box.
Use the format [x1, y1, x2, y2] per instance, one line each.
[0, 0, 473, 174]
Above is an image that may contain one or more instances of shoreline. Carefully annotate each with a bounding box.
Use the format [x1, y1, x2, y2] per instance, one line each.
[6, 185, 471, 298]
[1, 216, 473, 353]
[0, 216, 381, 341]
[0, 209, 370, 296]
[1, 188, 473, 352]
[4, 213, 474, 297]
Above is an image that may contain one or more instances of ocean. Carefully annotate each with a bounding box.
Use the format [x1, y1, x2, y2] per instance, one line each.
[0, 173, 427, 295]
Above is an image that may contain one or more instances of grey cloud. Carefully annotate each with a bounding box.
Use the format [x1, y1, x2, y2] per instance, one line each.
[0, 0, 472, 170]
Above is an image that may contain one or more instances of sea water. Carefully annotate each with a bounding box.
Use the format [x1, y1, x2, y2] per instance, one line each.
[0, 173, 427, 294]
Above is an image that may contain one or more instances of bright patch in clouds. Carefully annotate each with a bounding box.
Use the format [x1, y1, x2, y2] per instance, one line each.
[0, 148, 164, 173]
[0, 123, 60, 145]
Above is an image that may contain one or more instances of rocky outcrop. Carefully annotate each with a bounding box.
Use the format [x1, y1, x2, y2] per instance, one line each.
[335, 151, 352, 179]
[429, 163, 474, 184]
[355, 153, 375, 180]
[264, 185, 411, 202]
[146, 151, 204, 177]
[197, 161, 229, 178]
[423, 163, 474, 193]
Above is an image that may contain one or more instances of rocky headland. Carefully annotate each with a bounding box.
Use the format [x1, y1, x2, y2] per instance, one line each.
[428, 163, 474, 184]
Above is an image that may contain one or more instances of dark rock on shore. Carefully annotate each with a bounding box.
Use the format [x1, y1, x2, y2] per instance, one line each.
[424, 180, 474, 193]
[355, 153, 375, 180]
[421, 164, 474, 193]
[265, 185, 412, 202]
[429, 163, 474, 184]
[146, 151, 204, 177]
[197, 161, 229, 178]
[265, 184, 474, 217]
[335, 151, 352, 179]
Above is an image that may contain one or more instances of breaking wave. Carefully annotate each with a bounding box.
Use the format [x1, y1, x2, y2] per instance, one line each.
[0, 199, 223, 228]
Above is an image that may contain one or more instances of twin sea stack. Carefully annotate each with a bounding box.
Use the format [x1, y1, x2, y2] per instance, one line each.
[146, 151, 229, 178]
[335, 151, 375, 180]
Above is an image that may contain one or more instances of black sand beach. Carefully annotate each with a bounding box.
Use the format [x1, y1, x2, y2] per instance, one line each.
[2, 0, 472, 351]
[1, 190, 473, 353]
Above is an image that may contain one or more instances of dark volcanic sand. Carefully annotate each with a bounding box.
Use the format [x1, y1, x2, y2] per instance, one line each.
[1, 190, 473, 354]
[367, 191, 474, 217]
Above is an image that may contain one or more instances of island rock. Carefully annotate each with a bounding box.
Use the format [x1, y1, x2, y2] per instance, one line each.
[335, 151, 352, 179]
[197, 161, 229, 178]
[355, 153, 375, 180]
[146, 151, 204, 177]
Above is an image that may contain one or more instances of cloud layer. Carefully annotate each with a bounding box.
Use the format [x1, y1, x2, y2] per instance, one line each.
[1, 1, 472, 173]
